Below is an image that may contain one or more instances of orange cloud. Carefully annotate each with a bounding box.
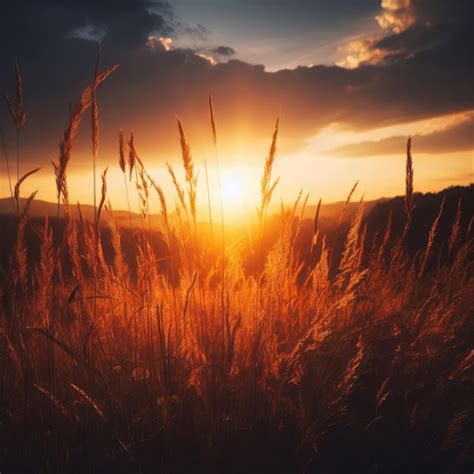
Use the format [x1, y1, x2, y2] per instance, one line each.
[146, 35, 173, 51]
[339, 0, 418, 68]
[375, 0, 415, 33]
[195, 52, 217, 65]
[327, 111, 474, 157]
[337, 38, 388, 69]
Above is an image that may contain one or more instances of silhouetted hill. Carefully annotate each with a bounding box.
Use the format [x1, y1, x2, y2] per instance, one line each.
[303, 199, 381, 222]
[365, 184, 474, 254]
[286, 184, 473, 279]
[0, 185, 472, 281]
[0, 196, 377, 228]
[0, 197, 161, 229]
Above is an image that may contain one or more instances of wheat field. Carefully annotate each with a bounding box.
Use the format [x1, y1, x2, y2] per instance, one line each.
[0, 60, 473, 474]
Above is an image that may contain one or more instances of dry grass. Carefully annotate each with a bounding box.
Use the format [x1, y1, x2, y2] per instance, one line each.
[0, 64, 473, 474]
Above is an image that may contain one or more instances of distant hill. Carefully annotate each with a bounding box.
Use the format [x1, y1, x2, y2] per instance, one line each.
[1, 185, 472, 279]
[365, 184, 474, 254]
[0, 197, 159, 229]
[302, 198, 382, 221]
[0, 195, 381, 230]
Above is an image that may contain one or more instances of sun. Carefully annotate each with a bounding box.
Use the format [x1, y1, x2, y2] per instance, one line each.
[199, 165, 259, 220]
[220, 171, 245, 206]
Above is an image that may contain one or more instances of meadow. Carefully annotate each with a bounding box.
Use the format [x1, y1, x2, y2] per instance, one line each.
[0, 59, 473, 473]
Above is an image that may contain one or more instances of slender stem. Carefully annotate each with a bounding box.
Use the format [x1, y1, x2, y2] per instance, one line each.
[16, 128, 19, 181]
[124, 172, 132, 228]
[135, 167, 144, 230]
[0, 125, 15, 216]
[93, 152, 97, 323]
[204, 157, 214, 245]
[15, 128, 19, 217]
[213, 142, 226, 350]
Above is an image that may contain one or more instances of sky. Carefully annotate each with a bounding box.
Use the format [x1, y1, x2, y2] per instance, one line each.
[0, 0, 473, 213]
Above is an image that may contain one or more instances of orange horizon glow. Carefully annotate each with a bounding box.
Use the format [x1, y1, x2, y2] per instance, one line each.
[1, 109, 471, 221]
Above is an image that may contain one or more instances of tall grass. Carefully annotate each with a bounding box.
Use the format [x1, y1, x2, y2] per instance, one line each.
[3, 62, 26, 216]
[0, 64, 472, 474]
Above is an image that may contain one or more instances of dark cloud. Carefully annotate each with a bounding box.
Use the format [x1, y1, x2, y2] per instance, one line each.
[213, 46, 236, 56]
[0, 0, 472, 171]
[369, 0, 473, 62]
[410, 0, 473, 26]
[327, 114, 474, 157]
[182, 23, 209, 41]
[0, 1, 173, 62]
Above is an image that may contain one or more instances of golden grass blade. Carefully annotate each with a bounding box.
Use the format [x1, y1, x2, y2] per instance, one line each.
[405, 136, 414, 217]
[401, 136, 415, 245]
[258, 118, 279, 226]
[311, 198, 322, 253]
[177, 117, 193, 183]
[204, 157, 214, 242]
[0, 124, 15, 214]
[54, 63, 118, 200]
[15, 62, 26, 129]
[118, 129, 126, 173]
[70, 383, 106, 420]
[377, 210, 392, 264]
[14, 167, 41, 201]
[128, 132, 144, 178]
[176, 117, 197, 226]
[2, 62, 26, 129]
[419, 197, 445, 278]
[166, 162, 187, 213]
[91, 44, 102, 158]
[448, 198, 462, 255]
[209, 94, 217, 146]
[33, 384, 70, 419]
[2, 92, 16, 125]
[338, 180, 358, 226]
[96, 167, 108, 232]
[128, 132, 136, 181]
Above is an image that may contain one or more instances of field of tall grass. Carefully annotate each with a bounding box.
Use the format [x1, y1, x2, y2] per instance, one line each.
[1, 59, 473, 473]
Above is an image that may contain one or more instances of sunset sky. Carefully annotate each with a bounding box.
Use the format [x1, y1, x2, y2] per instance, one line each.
[0, 0, 472, 213]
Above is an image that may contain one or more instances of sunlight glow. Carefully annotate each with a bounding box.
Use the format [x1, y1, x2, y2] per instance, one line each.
[220, 171, 245, 205]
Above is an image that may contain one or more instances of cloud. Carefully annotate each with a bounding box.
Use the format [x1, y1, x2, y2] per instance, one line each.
[6, 45, 471, 171]
[213, 46, 236, 57]
[68, 23, 108, 42]
[375, 0, 415, 33]
[0, 0, 472, 172]
[327, 112, 474, 157]
[146, 35, 173, 51]
[0, 0, 174, 60]
[337, 37, 387, 69]
[182, 23, 209, 41]
[340, 0, 473, 68]
[195, 52, 217, 65]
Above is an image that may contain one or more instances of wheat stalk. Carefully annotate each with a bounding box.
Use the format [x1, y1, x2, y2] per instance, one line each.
[53, 63, 119, 209]
[419, 197, 445, 278]
[2, 62, 27, 130]
[402, 136, 415, 243]
[96, 167, 108, 234]
[3, 62, 28, 219]
[118, 129, 133, 228]
[311, 198, 322, 256]
[176, 117, 197, 230]
[258, 118, 280, 235]
[338, 180, 359, 227]
[204, 157, 214, 244]
[448, 199, 462, 256]
[166, 162, 188, 214]
[0, 123, 15, 215]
